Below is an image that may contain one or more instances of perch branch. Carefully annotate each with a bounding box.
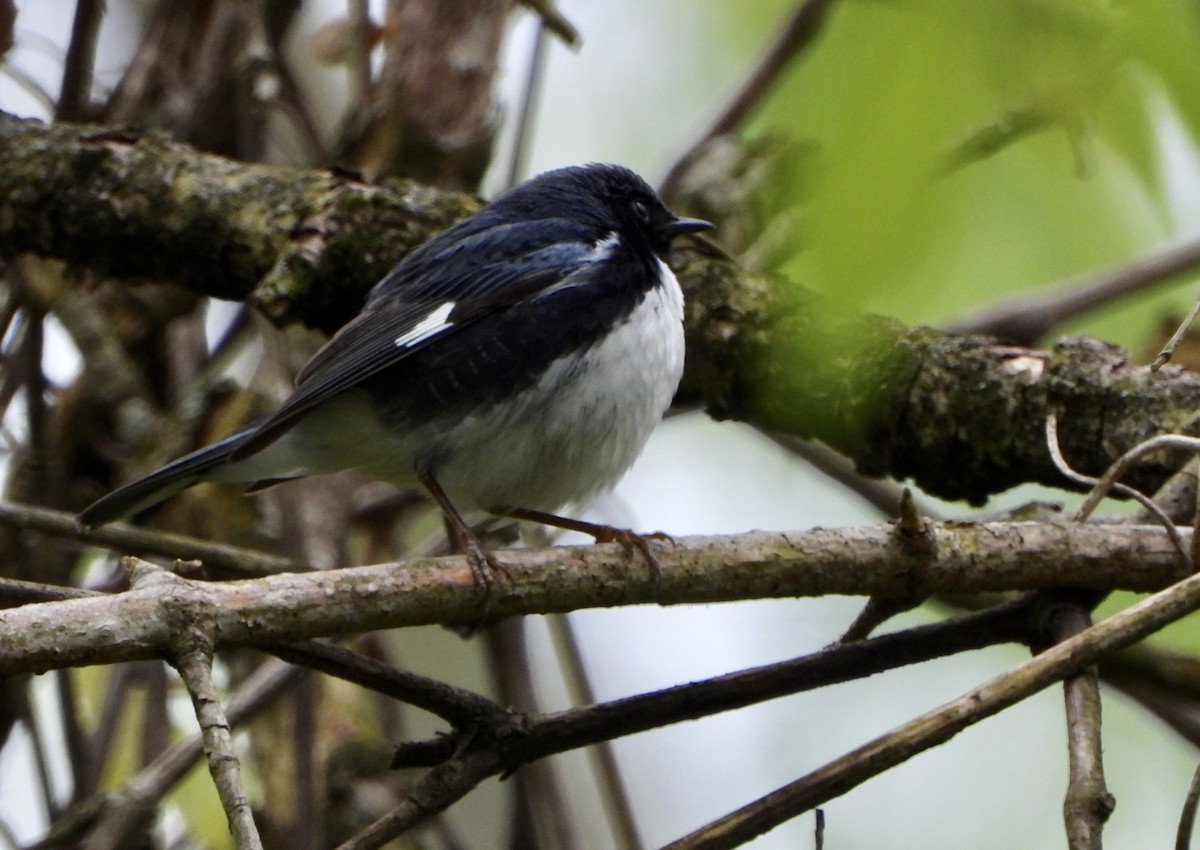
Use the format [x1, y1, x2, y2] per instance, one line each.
[0, 522, 1193, 676]
[5, 114, 1200, 502]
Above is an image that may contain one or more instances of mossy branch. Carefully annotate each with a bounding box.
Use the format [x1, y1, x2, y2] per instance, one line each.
[2, 112, 1198, 503]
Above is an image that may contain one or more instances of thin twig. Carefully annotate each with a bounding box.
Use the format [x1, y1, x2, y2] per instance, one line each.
[769, 434, 917, 520]
[48, 659, 304, 850]
[503, 16, 548, 190]
[660, 0, 840, 195]
[0, 499, 300, 577]
[1051, 601, 1114, 850]
[264, 640, 510, 729]
[1153, 295, 1200, 371]
[116, 557, 263, 850]
[1071, 432, 1200, 528]
[939, 106, 1050, 175]
[78, 663, 139, 796]
[1044, 413, 1189, 563]
[0, 61, 57, 112]
[347, 0, 374, 103]
[486, 619, 581, 850]
[948, 232, 1200, 345]
[171, 644, 263, 850]
[519, 0, 579, 48]
[55, 0, 104, 121]
[549, 615, 643, 850]
[1178, 761, 1200, 850]
[11, 685, 62, 824]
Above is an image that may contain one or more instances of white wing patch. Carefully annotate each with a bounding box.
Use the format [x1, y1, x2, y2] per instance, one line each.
[584, 231, 620, 262]
[394, 301, 456, 348]
[532, 232, 620, 303]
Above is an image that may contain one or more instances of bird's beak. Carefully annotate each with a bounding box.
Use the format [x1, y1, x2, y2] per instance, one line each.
[667, 216, 715, 236]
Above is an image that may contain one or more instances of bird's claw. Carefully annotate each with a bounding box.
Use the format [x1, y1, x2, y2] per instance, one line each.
[589, 526, 671, 584]
[463, 536, 513, 616]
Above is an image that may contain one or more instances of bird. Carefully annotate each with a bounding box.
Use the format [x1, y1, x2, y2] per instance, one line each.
[78, 163, 713, 591]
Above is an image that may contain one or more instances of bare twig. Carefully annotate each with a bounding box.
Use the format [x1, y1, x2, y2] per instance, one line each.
[519, 0, 579, 48]
[0, 0, 14, 59]
[549, 615, 643, 850]
[55, 0, 104, 121]
[346, 0, 374, 103]
[265, 640, 509, 728]
[0, 500, 299, 577]
[1045, 413, 1189, 562]
[1050, 601, 1114, 850]
[174, 647, 261, 850]
[136, 559, 264, 850]
[336, 597, 1035, 849]
[44, 659, 303, 850]
[1153, 295, 1200, 371]
[1069, 431, 1200, 528]
[1178, 761, 1200, 850]
[940, 106, 1051, 175]
[769, 435, 919, 520]
[660, 0, 840, 195]
[503, 16, 548, 190]
[487, 619, 581, 849]
[0, 61, 56, 111]
[948, 232, 1200, 345]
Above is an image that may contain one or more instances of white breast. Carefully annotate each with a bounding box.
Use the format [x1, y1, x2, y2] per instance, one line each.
[430, 266, 685, 512]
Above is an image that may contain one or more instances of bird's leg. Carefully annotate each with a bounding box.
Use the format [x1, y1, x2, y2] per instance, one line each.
[500, 507, 670, 583]
[419, 473, 511, 601]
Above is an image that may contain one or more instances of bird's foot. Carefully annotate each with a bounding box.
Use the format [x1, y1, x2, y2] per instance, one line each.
[462, 532, 513, 601]
[500, 507, 670, 584]
[587, 525, 671, 584]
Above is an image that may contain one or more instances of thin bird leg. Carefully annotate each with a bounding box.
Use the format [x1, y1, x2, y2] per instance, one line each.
[419, 473, 511, 597]
[500, 507, 669, 583]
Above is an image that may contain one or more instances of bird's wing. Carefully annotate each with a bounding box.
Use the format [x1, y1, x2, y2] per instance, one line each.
[230, 219, 607, 458]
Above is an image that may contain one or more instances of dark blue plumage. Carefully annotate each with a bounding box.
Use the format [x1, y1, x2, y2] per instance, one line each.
[79, 163, 712, 585]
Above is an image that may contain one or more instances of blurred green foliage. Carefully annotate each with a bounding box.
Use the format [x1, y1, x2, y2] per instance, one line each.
[725, 0, 1200, 351]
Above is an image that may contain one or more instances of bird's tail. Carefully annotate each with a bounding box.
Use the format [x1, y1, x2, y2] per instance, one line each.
[77, 425, 257, 528]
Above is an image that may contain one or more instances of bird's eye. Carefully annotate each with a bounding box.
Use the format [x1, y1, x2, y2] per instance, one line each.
[631, 199, 650, 223]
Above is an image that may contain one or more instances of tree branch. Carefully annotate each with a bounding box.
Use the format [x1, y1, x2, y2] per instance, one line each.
[126, 560, 263, 849]
[3, 113, 1200, 504]
[661, 555, 1200, 849]
[0, 521, 1193, 676]
[1050, 598, 1114, 850]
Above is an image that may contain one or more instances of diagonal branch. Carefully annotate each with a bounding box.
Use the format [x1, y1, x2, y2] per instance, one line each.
[340, 594, 1037, 849]
[662, 556, 1200, 849]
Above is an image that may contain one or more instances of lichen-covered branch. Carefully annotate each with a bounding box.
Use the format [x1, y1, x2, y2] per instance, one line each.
[0, 111, 478, 333]
[2, 112, 1199, 503]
